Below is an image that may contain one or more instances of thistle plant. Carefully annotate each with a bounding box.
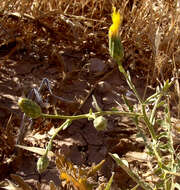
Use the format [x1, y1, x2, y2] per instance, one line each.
[18, 93, 141, 180]
[16, 6, 178, 190]
[108, 6, 179, 190]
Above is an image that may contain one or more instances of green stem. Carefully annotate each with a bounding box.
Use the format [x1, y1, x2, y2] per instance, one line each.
[144, 91, 161, 104]
[118, 64, 143, 104]
[41, 111, 143, 120]
[96, 111, 142, 117]
[110, 153, 153, 190]
[46, 119, 72, 152]
[149, 93, 163, 124]
[117, 63, 158, 140]
[142, 104, 157, 141]
[41, 110, 142, 155]
[152, 143, 162, 168]
[41, 113, 91, 120]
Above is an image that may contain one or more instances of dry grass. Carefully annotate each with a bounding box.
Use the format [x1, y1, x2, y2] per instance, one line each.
[0, 0, 179, 122]
[0, 0, 179, 81]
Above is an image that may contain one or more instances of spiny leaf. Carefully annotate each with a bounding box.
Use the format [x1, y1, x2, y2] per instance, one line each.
[56, 154, 97, 190]
[60, 172, 89, 190]
[87, 160, 105, 177]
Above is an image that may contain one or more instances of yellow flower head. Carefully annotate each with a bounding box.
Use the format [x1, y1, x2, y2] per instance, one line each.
[109, 6, 123, 38]
[108, 6, 124, 63]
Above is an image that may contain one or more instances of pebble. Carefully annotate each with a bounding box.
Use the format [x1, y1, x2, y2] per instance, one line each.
[96, 81, 111, 94]
[102, 96, 114, 105]
[89, 58, 106, 73]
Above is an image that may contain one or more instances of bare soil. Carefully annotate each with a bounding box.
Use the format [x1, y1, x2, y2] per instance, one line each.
[0, 44, 155, 189]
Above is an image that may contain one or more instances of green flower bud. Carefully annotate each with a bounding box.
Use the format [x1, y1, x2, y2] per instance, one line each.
[93, 116, 107, 131]
[109, 6, 124, 64]
[37, 155, 49, 174]
[109, 36, 124, 64]
[18, 98, 42, 119]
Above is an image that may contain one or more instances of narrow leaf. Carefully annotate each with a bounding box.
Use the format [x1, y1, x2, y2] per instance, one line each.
[109, 153, 153, 190]
[16, 145, 54, 158]
[104, 172, 114, 190]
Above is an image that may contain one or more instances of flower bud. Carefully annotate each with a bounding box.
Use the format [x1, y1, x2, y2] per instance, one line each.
[93, 116, 107, 131]
[109, 36, 124, 63]
[109, 6, 124, 63]
[37, 155, 49, 174]
[18, 98, 42, 119]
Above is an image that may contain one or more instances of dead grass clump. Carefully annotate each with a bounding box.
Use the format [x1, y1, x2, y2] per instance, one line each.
[121, 0, 179, 83]
[0, 0, 179, 82]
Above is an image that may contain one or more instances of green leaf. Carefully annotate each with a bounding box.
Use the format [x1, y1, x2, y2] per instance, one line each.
[156, 100, 166, 108]
[122, 95, 134, 112]
[109, 153, 153, 190]
[16, 144, 54, 158]
[104, 172, 114, 190]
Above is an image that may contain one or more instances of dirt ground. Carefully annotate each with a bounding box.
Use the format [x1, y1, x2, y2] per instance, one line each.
[0, 42, 153, 189]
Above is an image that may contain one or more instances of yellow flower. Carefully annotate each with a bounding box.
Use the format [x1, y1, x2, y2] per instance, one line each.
[108, 6, 124, 64]
[109, 6, 123, 38]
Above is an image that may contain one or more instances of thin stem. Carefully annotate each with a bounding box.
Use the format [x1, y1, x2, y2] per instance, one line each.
[41, 111, 143, 120]
[144, 91, 161, 104]
[46, 119, 71, 152]
[110, 153, 153, 190]
[142, 104, 157, 141]
[118, 64, 143, 104]
[41, 113, 91, 120]
[149, 93, 163, 124]
[152, 143, 162, 168]
[96, 111, 143, 117]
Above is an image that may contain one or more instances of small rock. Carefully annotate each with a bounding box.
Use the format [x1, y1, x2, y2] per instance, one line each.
[96, 81, 111, 94]
[89, 58, 106, 73]
[102, 96, 114, 105]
